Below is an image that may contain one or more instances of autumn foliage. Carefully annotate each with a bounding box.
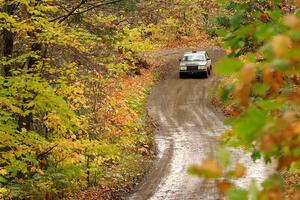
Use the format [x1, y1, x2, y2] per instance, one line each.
[0, 0, 222, 199]
[191, 0, 300, 199]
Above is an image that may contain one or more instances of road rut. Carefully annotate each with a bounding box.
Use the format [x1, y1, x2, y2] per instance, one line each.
[128, 48, 271, 200]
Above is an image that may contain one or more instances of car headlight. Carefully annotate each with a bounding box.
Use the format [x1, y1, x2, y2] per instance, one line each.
[180, 66, 187, 70]
[198, 65, 206, 70]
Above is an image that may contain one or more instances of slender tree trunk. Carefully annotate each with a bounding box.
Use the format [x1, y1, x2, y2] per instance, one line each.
[3, 30, 13, 76]
[2, 2, 16, 76]
[17, 41, 42, 131]
[86, 155, 91, 187]
[19, 0, 44, 131]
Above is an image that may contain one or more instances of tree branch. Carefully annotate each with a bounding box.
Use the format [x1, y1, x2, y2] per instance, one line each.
[50, 0, 122, 23]
[73, 0, 122, 16]
[50, 0, 87, 22]
[36, 144, 58, 160]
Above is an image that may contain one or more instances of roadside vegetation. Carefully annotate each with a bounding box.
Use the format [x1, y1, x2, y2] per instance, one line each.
[0, 0, 220, 199]
[6, 0, 300, 199]
[189, 0, 300, 199]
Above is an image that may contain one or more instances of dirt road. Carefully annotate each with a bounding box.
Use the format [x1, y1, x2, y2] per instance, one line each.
[127, 48, 271, 200]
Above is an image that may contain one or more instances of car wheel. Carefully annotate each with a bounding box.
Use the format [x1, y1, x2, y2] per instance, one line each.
[179, 73, 184, 79]
[203, 70, 209, 79]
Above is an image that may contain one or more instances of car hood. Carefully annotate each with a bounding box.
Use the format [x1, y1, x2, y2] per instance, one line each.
[180, 61, 207, 66]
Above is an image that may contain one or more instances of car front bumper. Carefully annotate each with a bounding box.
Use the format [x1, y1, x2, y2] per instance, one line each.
[180, 69, 207, 75]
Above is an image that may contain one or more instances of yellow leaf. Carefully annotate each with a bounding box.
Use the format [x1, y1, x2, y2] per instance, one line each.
[234, 163, 246, 178]
[0, 169, 7, 176]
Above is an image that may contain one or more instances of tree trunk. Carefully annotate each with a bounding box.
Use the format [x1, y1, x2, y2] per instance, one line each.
[19, 0, 44, 131]
[86, 155, 91, 187]
[2, 2, 16, 76]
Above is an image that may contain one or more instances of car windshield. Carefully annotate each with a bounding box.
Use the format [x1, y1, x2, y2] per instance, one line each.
[182, 54, 205, 61]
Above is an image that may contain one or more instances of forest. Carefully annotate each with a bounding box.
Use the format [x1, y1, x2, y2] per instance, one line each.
[1, 0, 300, 200]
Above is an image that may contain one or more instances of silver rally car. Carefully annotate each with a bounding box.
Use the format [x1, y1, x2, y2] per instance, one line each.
[179, 51, 212, 78]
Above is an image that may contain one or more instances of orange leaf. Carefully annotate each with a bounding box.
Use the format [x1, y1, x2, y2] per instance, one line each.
[284, 15, 299, 30]
[277, 155, 297, 170]
[234, 64, 256, 106]
[271, 35, 292, 58]
[296, 0, 300, 8]
[260, 134, 276, 153]
[216, 181, 232, 195]
[190, 159, 222, 178]
[263, 68, 283, 94]
[234, 163, 246, 178]
[240, 64, 256, 85]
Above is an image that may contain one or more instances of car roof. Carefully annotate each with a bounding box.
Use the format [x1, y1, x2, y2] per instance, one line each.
[183, 51, 207, 55]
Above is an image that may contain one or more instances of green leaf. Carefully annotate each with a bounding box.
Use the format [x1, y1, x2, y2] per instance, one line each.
[289, 30, 300, 40]
[226, 187, 248, 200]
[219, 84, 234, 101]
[295, 9, 300, 19]
[254, 24, 276, 41]
[231, 12, 244, 28]
[234, 106, 267, 144]
[271, 59, 291, 71]
[256, 99, 282, 111]
[215, 58, 243, 75]
[216, 29, 229, 37]
[293, 147, 300, 156]
[0, 176, 7, 183]
[224, 117, 234, 125]
[251, 149, 261, 161]
[262, 174, 284, 189]
[216, 148, 231, 169]
[270, 10, 282, 21]
[248, 181, 259, 200]
[253, 83, 269, 96]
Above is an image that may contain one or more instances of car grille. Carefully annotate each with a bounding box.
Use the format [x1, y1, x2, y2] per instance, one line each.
[187, 66, 198, 71]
